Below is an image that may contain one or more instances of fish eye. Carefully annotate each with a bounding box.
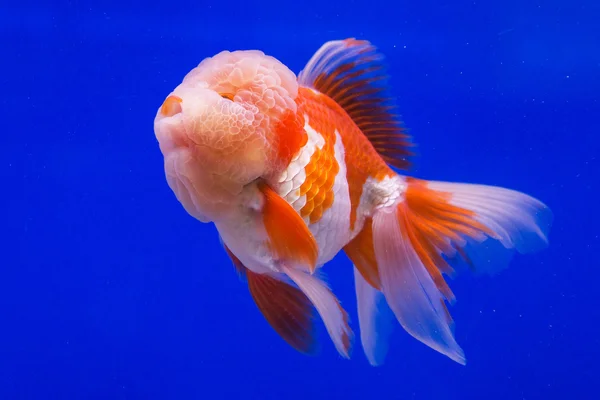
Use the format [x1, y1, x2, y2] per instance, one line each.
[220, 93, 234, 101]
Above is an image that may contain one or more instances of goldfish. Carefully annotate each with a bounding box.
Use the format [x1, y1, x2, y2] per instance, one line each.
[153, 38, 552, 365]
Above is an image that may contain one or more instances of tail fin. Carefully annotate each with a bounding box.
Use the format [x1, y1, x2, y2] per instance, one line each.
[368, 177, 552, 364]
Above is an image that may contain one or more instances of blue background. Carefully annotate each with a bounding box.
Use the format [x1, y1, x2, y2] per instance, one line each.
[3, 0, 599, 399]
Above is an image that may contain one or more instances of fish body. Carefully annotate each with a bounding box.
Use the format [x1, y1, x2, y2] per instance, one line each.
[154, 39, 552, 365]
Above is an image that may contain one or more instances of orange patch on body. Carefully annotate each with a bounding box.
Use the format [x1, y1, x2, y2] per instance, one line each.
[298, 87, 394, 230]
[294, 96, 340, 224]
[274, 110, 308, 169]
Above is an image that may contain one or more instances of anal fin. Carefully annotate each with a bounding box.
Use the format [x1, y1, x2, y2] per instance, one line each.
[344, 217, 381, 290]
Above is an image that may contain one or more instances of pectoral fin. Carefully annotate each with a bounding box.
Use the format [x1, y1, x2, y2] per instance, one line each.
[258, 181, 319, 273]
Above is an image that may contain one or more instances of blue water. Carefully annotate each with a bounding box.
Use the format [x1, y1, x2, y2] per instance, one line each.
[3, 1, 599, 399]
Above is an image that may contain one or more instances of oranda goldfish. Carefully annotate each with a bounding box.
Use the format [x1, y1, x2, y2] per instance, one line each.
[153, 38, 552, 365]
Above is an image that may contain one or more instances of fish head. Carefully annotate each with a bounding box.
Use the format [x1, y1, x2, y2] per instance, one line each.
[154, 50, 299, 223]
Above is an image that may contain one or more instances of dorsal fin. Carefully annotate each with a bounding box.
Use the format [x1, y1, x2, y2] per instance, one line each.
[298, 38, 414, 171]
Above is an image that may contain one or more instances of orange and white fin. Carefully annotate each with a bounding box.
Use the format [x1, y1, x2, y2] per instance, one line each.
[258, 181, 319, 273]
[354, 266, 394, 366]
[283, 266, 354, 359]
[344, 218, 381, 290]
[370, 177, 552, 364]
[223, 244, 318, 354]
[298, 38, 414, 171]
